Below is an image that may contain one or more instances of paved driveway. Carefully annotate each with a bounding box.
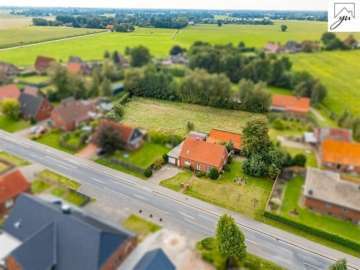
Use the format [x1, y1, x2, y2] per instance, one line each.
[147, 165, 182, 185]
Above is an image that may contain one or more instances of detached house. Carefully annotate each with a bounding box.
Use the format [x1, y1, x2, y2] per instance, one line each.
[34, 56, 56, 73]
[321, 139, 360, 173]
[67, 62, 91, 75]
[305, 127, 352, 145]
[0, 169, 30, 217]
[19, 92, 53, 122]
[51, 98, 97, 131]
[271, 94, 310, 117]
[207, 129, 242, 152]
[0, 84, 21, 101]
[94, 120, 145, 151]
[174, 137, 228, 173]
[304, 168, 360, 223]
[1, 194, 136, 270]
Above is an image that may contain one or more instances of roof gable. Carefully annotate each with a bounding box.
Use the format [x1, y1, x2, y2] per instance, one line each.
[19, 93, 45, 118]
[0, 170, 30, 204]
[0, 84, 21, 100]
[134, 249, 175, 270]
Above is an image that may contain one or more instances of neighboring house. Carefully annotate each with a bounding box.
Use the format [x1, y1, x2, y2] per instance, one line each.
[94, 120, 144, 151]
[283, 41, 303, 53]
[264, 42, 282, 54]
[67, 62, 91, 75]
[177, 137, 228, 173]
[304, 168, 360, 223]
[19, 92, 53, 122]
[134, 249, 175, 270]
[0, 62, 19, 78]
[321, 139, 360, 173]
[271, 94, 310, 117]
[34, 56, 56, 73]
[0, 84, 21, 101]
[305, 127, 353, 145]
[23, 86, 39, 96]
[0, 169, 30, 217]
[1, 194, 136, 270]
[207, 129, 242, 152]
[51, 98, 97, 131]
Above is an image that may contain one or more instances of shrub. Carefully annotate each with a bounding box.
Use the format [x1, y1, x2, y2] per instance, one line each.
[272, 119, 285, 130]
[195, 170, 206, 178]
[223, 164, 231, 172]
[152, 159, 164, 170]
[292, 154, 307, 167]
[162, 153, 169, 163]
[144, 167, 153, 178]
[208, 168, 220, 180]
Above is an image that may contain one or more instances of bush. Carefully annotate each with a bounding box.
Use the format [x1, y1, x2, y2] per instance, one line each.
[264, 211, 360, 252]
[149, 131, 183, 147]
[208, 168, 219, 180]
[195, 170, 206, 178]
[292, 154, 307, 167]
[144, 167, 153, 178]
[152, 158, 164, 170]
[162, 153, 169, 163]
[272, 119, 286, 130]
[223, 164, 231, 172]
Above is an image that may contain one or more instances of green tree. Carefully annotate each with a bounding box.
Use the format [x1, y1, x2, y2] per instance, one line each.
[106, 103, 124, 121]
[0, 98, 20, 120]
[216, 214, 246, 266]
[208, 168, 220, 180]
[129, 46, 151, 67]
[93, 121, 123, 154]
[237, 79, 271, 113]
[100, 78, 112, 97]
[329, 259, 347, 270]
[170, 45, 186, 56]
[281, 24, 288, 32]
[242, 119, 271, 157]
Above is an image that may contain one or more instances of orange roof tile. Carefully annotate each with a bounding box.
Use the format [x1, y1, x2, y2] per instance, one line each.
[0, 170, 30, 204]
[67, 62, 82, 74]
[207, 129, 242, 150]
[272, 94, 310, 113]
[180, 137, 228, 168]
[0, 84, 21, 101]
[322, 139, 360, 167]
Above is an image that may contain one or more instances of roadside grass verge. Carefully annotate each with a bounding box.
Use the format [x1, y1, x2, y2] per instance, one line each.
[33, 130, 80, 154]
[123, 214, 161, 241]
[161, 161, 273, 219]
[0, 151, 30, 166]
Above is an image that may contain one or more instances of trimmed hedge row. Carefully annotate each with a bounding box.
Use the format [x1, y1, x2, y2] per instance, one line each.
[264, 211, 360, 252]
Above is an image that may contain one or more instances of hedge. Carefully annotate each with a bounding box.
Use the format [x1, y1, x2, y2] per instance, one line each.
[264, 211, 360, 252]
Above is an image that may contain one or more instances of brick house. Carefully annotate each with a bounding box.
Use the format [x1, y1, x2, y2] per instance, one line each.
[304, 168, 360, 223]
[93, 120, 145, 151]
[51, 98, 97, 131]
[67, 62, 91, 75]
[271, 94, 310, 117]
[0, 84, 21, 101]
[177, 137, 228, 173]
[321, 139, 360, 173]
[1, 194, 136, 270]
[207, 129, 242, 152]
[0, 169, 30, 217]
[34, 56, 56, 73]
[19, 92, 53, 122]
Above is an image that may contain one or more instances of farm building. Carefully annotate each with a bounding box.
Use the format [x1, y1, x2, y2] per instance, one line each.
[304, 168, 360, 223]
[207, 129, 242, 152]
[271, 94, 310, 117]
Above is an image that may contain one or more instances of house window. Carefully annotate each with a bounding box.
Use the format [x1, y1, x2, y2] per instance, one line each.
[5, 199, 13, 209]
[196, 163, 201, 171]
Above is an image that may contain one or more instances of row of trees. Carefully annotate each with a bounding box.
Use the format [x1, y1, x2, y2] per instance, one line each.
[187, 42, 327, 104]
[321, 33, 358, 51]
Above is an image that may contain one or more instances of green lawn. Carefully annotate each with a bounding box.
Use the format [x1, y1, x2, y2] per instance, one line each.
[33, 130, 77, 154]
[291, 50, 360, 116]
[161, 161, 273, 219]
[18, 75, 50, 84]
[1, 20, 358, 66]
[123, 98, 264, 137]
[123, 214, 161, 241]
[279, 177, 360, 244]
[0, 151, 30, 166]
[0, 115, 30, 132]
[31, 179, 51, 194]
[0, 26, 105, 49]
[38, 169, 81, 190]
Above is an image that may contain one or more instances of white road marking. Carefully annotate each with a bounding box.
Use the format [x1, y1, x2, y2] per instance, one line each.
[179, 211, 195, 220]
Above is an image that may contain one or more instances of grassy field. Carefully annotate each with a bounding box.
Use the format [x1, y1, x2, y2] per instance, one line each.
[123, 98, 264, 136]
[0, 115, 30, 132]
[161, 161, 273, 219]
[291, 50, 360, 116]
[0, 12, 32, 29]
[0, 20, 358, 65]
[279, 177, 360, 244]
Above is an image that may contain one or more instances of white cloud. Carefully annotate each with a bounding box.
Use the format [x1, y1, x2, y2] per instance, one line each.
[0, 0, 327, 11]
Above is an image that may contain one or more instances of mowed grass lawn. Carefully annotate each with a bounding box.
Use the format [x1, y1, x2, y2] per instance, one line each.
[0, 26, 104, 49]
[33, 130, 76, 154]
[280, 177, 360, 244]
[123, 98, 264, 136]
[0, 115, 30, 132]
[1, 20, 359, 65]
[161, 161, 273, 219]
[291, 50, 360, 116]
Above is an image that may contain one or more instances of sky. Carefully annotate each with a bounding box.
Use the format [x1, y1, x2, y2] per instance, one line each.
[0, 0, 327, 11]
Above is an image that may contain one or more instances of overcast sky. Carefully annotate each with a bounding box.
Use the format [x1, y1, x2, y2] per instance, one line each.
[0, 0, 327, 11]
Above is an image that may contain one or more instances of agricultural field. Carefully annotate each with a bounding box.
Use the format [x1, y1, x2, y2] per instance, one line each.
[1, 20, 359, 66]
[122, 98, 264, 136]
[291, 50, 360, 116]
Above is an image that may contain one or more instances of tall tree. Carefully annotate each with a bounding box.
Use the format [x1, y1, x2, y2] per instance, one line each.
[216, 214, 246, 266]
[100, 78, 112, 97]
[242, 118, 271, 157]
[93, 122, 123, 154]
[0, 99, 20, 120]
[281, 24, 288, 32]
[129, 46, 151, 67]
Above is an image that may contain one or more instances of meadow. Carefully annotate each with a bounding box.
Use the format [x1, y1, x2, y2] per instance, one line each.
[1, 20, 358, 66]
[291, 50, 360, 116]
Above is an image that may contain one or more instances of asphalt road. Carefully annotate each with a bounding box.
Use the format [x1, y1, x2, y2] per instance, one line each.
[0, 130, 359, 270]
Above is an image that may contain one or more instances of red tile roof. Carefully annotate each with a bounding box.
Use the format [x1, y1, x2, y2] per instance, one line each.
[0, 84, 21, 101]
[0, 170, 30, 204]
[180, 137, 228, 168]
[322, 139, 360, 167]
[207, 129, 242, 150]
[34, 56, 56, 72]
[272, 94, 310, 114]
[67, 63, 82, 75]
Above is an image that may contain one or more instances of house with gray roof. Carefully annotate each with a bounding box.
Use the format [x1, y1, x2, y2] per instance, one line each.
[1, 194, 136, 270]
[19, 92, 53, 122]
